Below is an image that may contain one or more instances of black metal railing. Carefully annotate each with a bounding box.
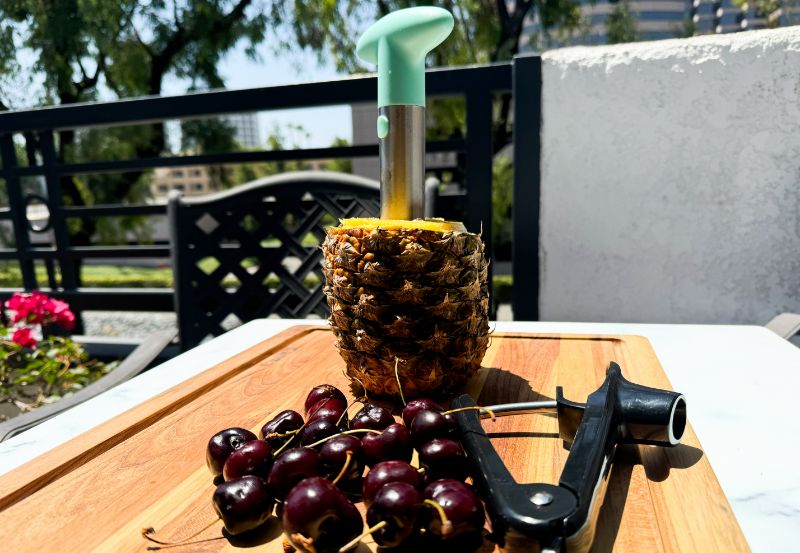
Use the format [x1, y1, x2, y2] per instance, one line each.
[0, 54, 541, 322]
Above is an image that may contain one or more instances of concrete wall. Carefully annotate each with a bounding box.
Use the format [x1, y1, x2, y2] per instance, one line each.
[538, 27, 800, 324]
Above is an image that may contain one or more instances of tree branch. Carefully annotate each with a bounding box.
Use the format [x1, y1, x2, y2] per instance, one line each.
[73, 53, 103, 94]
[149, 0, 252, 94]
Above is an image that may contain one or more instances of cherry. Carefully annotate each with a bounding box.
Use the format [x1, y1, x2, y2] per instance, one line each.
[299, 418, 343, 447]
[409, 409, 454, 448]
[424, 479, 485, 540]
[266, 447, 322, 500]
[363, 460, 422, 506]
[361, 423, 412, 466]
[401, 398, 443, 427]
[319, 434, 364, 483]
[259, 410, 304, 449]
[222, 440, 273, 481]
[304, 384, 347, 415]
[307, 397, 348, 425]
[418, 438, 468, 481]
[351, 403, 394, 431]
[282, 476, 363, 553]
[206, 427, 258, 476]
[212, 475, 274, 535]
[366, 481, 424, 548]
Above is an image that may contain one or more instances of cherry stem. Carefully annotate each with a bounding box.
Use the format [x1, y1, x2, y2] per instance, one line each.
[272, 421, 306, 458]
[305, 428, 381, 449]
[443, 405, 496, 422]
[394, 357, 406, 406]
[338, 520, 388, 552]
[266, 428, 301, 439]
[331, 450, 354, 486]
[141, 516, 222, 548]
[424, 499, 453, 537]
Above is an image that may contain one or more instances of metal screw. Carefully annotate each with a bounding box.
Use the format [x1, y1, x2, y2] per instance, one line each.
[530, 491, 553, 506]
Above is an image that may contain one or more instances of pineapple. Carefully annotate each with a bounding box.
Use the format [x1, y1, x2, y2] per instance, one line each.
[322, 218, 489, 399]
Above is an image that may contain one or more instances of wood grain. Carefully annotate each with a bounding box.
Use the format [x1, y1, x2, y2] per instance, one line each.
[0, 327, 749, 553]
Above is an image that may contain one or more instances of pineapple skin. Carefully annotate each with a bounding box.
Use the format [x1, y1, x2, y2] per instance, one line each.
[322, 222, 489, 399]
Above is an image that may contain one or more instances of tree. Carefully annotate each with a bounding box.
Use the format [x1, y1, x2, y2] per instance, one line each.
[284, 0, 581, 152]
[0, 0, 270, 281]
[606, 0, 639, 44]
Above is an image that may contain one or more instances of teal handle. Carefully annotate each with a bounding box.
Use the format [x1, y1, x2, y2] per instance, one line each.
[356, 7, 454, 107]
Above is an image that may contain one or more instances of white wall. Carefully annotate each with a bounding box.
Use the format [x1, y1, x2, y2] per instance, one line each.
[538, 27, 800, 324]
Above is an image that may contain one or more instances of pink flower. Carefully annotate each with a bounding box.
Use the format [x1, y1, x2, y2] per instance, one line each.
[11, 327, 37, 348]
[4, 291, 75, 330]
[43, 297, 75, 330]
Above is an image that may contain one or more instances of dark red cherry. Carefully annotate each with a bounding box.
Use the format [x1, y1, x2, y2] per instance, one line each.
[307, 397, 348, 424]
[266, 447, 322, 500]
[363, 460, 422, 506]
[304, 385, 347, 414]
[361, 423, 412, 466]
[366, 482, 424, 548]
[206, 427, 258, 476]
[401, 398, 443, 427]
[212, 475, 274, 535]
[319, 434, 364, 482]
[282, 476, 363, 553]
[351, 403, 394, 431]
[299, 418, 342, 447]
[259, 410, 304, 449]
[223, 440, 273, 481]
[409, 410, 454, 448]
[424, 479, 485, 540]
[418, 438, 468, 481]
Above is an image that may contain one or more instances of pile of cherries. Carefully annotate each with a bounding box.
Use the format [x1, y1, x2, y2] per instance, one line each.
[205, 384, 487, 552]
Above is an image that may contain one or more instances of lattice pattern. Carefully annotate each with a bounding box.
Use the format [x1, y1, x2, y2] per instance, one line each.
[169, 173, 380, 350]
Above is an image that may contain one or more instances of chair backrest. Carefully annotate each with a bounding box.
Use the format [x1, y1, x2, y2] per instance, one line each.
[168, 171, 380, 350]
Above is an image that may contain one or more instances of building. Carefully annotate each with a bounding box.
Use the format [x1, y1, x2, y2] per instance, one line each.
[520, 0, 800, 51]
[151, 166, 217, 198]
[222, 112, 261, 149]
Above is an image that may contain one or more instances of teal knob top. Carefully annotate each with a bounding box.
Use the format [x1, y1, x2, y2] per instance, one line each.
[356, 6, 454, 107]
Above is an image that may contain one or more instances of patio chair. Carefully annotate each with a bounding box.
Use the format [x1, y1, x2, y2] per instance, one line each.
[766, 313, 800, 342]
[168, 171, 380, 351]
[0, 328, 177, 442]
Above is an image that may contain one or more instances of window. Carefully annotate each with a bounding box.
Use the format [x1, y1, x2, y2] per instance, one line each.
[175, 184, 186, 191]
[191, 169, 202, 177]
[171, 170, 184, 177]
[157, 185, 168, 193]
[192, 183, 204, 191]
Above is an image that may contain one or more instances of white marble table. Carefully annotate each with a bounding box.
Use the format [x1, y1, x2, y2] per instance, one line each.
[1, 320, 798, 552]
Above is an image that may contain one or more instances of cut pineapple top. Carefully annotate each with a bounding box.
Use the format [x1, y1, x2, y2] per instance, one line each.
[338, 217, 467, 233]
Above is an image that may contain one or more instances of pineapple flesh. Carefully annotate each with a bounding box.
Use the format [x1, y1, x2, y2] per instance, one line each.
[322, 218, 489, 399]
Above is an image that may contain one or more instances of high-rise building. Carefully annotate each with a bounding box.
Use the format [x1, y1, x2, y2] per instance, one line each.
[520, 0, 799, 51]
[222, 112, 261, 149]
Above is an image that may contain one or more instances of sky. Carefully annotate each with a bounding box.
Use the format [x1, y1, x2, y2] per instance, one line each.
[162, 41, 360, 149]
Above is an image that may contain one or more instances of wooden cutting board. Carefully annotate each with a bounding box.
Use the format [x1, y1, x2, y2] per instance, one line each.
[0, 326, 749, 553]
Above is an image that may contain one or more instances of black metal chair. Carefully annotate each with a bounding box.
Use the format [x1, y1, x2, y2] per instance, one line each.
[168, 171, 380, 351]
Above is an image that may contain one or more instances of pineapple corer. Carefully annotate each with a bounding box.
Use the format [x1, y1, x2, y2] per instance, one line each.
[322, 7, 489, 398]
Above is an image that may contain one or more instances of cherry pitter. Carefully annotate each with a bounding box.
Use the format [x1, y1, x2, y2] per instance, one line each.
[452, 362, 687, 553]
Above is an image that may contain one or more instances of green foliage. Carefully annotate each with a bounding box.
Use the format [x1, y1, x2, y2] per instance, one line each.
[0, 331, 114, 418]
[0, 1, 272, 107]
[493, 275, 513, 304]
[182, 117, 240, 189]
[606, 0, 639, 44]
[492, 155, 513, 258]
[281, 0, 581, 70]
